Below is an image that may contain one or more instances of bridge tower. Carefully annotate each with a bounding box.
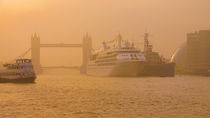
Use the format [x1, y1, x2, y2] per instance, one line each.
[31, 33, 41, 73]
[81, 33, 92, 73]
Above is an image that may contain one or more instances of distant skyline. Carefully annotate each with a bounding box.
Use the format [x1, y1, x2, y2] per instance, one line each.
[0, 0, 210, 66]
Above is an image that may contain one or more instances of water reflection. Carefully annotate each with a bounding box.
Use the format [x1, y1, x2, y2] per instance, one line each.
[0, 69, 209, 118]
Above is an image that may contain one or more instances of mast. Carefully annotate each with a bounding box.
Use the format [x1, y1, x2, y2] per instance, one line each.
[144, 33, 153, 55]
[144, 33, 149, 53]
[118, 34, 122, 48]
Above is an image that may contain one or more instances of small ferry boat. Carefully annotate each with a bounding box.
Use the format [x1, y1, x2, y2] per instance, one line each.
[87, 34, 146, 76]
[0, 59, 36, 83]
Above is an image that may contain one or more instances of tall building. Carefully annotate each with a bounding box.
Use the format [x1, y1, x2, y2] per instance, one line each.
[186, 30, 210, 74]
[172, 30, 210, 75]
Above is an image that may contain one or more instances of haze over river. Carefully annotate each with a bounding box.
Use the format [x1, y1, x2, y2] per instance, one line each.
[0, 69, 210, 118]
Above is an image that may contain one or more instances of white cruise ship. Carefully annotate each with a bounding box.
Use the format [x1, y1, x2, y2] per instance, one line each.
[87, 35, 146, 76]
[0, 59, 36, 83]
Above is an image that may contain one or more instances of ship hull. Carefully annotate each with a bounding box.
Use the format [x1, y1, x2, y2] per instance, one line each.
[87, 62, 175, 77]
[139, 62, 176, 77]
[0, 77, 36, 83]
[87, 61, 145, 77]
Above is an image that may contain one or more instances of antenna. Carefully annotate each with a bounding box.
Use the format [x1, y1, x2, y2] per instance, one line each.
[145, 28, 148, 34]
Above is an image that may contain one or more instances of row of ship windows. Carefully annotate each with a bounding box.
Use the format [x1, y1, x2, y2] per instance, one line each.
[97, 53, 143, 60]
[90, 55, 116, 61]
[96, 58, 117, 63]
[98, 63, 116, 66]
[0, 73, 28, 76]
[95, 56, 143, 63]
[8, 66, 33, 70]
[97, 55, 117, 59]
[89, 62, 116, 66]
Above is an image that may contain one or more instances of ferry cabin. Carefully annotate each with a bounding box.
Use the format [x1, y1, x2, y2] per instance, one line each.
[0, 59, 35, 79]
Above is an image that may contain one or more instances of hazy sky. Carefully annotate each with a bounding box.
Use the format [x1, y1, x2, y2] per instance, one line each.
[0, 0, 210, 66]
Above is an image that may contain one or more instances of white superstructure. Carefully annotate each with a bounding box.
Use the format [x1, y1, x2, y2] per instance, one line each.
[87, 35, 146, 76]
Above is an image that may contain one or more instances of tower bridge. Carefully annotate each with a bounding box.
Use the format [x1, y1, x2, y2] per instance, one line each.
[31, 33, 92, 74]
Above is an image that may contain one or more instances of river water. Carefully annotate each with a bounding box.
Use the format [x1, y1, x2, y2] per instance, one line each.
[0, 69, 210, 118]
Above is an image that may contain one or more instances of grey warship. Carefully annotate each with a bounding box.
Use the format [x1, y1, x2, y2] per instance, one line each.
[141, 33, 175, 77]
